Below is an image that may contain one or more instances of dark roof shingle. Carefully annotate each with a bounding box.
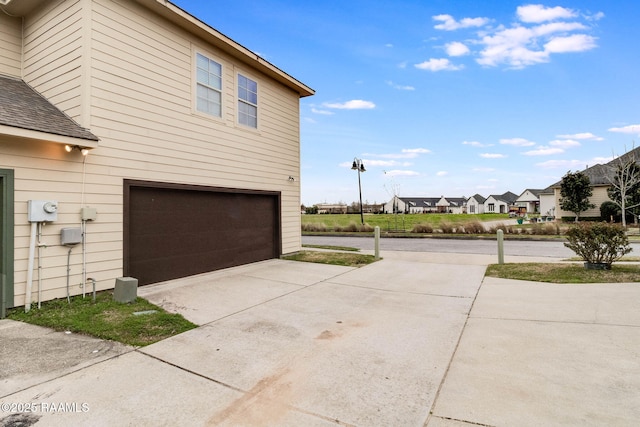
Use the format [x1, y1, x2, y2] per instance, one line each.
[0, 75, 99, 142]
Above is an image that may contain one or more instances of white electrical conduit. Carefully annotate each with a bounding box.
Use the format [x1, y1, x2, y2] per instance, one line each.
[37, 222, 43, 309]
[25, 222, 37, 313]
[82, 220, 87, 298]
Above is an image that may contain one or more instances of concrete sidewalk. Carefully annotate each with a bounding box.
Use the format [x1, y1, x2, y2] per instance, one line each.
[1, 252, 639, 426]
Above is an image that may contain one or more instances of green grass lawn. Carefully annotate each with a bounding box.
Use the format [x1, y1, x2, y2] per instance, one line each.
[282, 250, 377, 267]
[485, 262, 640, 283]
[7, 291, 197, 346]
[302, 213, 510, 232]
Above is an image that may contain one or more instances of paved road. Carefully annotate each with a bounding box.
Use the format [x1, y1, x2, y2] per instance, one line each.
[303, 235, 640, 258]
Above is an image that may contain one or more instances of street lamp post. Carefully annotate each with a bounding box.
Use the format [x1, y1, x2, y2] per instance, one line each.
[351, 158, 366, 225]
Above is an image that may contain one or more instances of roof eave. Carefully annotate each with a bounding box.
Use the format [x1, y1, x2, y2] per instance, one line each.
[135, 0, 315, 98]
[0, 124, 99, 149]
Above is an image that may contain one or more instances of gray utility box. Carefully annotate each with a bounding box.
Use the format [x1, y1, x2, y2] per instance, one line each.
[114, 277, 138, 303]
[28, 200, 58, 222]
[60, 227, 82, 246]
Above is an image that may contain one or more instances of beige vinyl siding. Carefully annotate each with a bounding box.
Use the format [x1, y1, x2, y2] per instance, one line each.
[554, 186, 610, 219]
[22, 0, 84, 122]
[6, 0, 305, 306]
[0, 13, 22, 77]
[89, 0, 302, 252]
[2, 138, 122, 305]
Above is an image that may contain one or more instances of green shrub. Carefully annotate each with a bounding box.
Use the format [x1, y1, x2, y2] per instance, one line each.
[600, 201, 620, 222]
[564, 222, 632, 268]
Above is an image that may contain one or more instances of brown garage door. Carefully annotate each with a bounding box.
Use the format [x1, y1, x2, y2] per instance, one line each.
[124, 181, 281, 286]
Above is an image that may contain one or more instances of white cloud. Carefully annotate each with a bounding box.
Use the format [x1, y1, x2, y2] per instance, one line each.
[522, 146, 564, 156]
[402, 148, 431, 154]
[363, 159, 404, 167]
[556, 132, 603, 141]
[549, 139, 580, 148]
[311, 108, 334, 115]
[433, 14, 489, 31]
[436, 171, 448, 176]
[386, 81, 415, 91]
[415, 58, 463, 71]
[385, 43, 394, 48]
[480, 153, 507, 159]
[463, 140, 492, 147]
[322, 100, 376, 110]
[608, 124, 640, 135]
[431, 5, 599, 70]
[383, 170, 420, 177]
[544, 34, 597, 53]
[517, 5, 577, 23]
[499, 137, 535, 146]
[365, 148, 430, 160]
[445, 41, 470, 57]
[533, 22, 587, 37]
[585, 11, 605, 22]
[535, 159, 582, 169]
[476, 18, 597, 69]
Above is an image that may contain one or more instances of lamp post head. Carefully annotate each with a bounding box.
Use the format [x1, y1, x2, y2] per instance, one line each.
[351, 158, 365, 172]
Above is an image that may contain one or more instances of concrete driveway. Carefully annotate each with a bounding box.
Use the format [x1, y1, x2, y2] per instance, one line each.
[1, 252, 639, 426]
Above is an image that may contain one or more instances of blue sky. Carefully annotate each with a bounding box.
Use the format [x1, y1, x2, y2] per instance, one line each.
[174, 1, 640, 206]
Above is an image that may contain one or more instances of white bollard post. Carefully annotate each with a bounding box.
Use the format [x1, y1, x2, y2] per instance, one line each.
[497, 229, 504, 264]
[374, 226, 380, 260]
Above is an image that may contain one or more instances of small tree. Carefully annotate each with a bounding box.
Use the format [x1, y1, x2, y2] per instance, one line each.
[607, 153, 640, 228]
[600, 201, 620, 222]
[559, 170, 595, 222]
[564, 222, 631, 269]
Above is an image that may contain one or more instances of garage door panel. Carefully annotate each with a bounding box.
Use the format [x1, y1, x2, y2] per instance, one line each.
[126, 184, 280, 286]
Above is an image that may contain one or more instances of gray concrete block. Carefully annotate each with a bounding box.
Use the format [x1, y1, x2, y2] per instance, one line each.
[114, 277, 138, 303]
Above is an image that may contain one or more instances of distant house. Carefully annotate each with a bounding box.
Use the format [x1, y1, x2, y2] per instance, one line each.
[316, 203, 348, 214]
[466, 194, 486, 214]
[547, 161, 620, 219]
[484, 192, 518, 214]
[383, 196, 465, 214]
[544, 146, 640, 219]
[539, 187, 556, 217]
[515, 189, 544, 213]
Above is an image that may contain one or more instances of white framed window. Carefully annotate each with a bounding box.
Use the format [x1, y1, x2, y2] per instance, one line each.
[196, 53, 222, 117]
[488, 203, 495, 212]
[238, 74, 258, 128]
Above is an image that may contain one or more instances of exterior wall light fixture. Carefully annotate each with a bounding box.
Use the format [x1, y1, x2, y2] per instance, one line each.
[65, 145, 89, 156]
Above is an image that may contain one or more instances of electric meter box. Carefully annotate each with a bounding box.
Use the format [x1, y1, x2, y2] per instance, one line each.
[28, 200, 58, 222]
[61, 227, 82, 246]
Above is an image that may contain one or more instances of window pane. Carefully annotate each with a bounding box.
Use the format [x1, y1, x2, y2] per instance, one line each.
[209, 61, 221, 77]
[195, 53, 222, 117]
[196, 69, 208, 84]
[209, 75, 221, 90]
[248, 92, 257, 105]
[247, 79, 257, 93]
[196, 53, 208, 70]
